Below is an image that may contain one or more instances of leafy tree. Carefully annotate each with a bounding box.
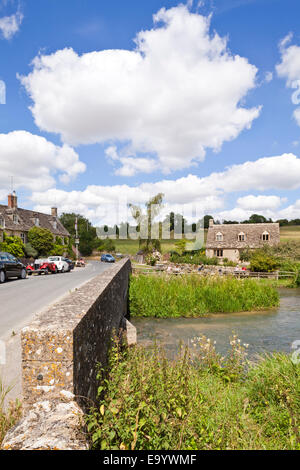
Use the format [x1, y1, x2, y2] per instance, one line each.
[28, 227, 54, 257]
[0, 232, 24, 258]
[96, 238, 116, 253]
[59, 213, 97, 256]
[242, 214, 272, 224]
[250, 254, 279, 272]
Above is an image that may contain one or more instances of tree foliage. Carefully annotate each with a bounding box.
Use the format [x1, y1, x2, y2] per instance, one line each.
[28, 226, 54, 257]
[0, 232, 24, 258]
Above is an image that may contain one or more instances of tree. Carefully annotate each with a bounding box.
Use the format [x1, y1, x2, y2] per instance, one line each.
[24, 243, 38, 259]
[59, 213, 97, 256]
[204, 215, 213, 229]
[250, 253, 279, 272]
[129, 193, 164, 253]
[28, 227, 54, 257]
[242, 214, 271, 224]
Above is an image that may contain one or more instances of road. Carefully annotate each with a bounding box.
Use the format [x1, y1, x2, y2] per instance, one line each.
[0, 260, 113, 340]
[0, 260, 114, 405]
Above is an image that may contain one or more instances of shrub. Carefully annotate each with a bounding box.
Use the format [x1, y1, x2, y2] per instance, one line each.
[250, 253, 280, 272]
[170, 252, 219, 266]
[24, 242, 38, 259]
[0, 233, 24, 258]
[129, 274, 279, 318]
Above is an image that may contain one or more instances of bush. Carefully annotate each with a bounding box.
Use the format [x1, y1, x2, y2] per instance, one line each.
[96, 238, 116, 253]
[129, 274, 279, 318]
[250, 253, 280, 272]
[0, 233, 24, 258]
[28, 227, 54, 257]
[24, 243, 38, 259]
[170, 252, 219, 266]
[86, 341, 300, 450]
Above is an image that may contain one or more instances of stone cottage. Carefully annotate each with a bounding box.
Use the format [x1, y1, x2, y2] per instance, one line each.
[206, 219, 280, 263]
[0, 192, 70, 245]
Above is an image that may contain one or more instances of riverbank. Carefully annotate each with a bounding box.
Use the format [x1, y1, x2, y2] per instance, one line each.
[129, 274, 279, 318]
[86, 340, 300, 450]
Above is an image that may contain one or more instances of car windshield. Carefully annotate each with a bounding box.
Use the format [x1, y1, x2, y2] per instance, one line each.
[48, 257, 60, 261]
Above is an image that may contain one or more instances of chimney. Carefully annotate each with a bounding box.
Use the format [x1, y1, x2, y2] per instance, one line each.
[8, 191, 17, 209]
[209, 218, 214, 227]
[51, 207, 58, 217]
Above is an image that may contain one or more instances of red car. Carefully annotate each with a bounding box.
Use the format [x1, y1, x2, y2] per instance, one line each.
[26, 259, 58, 275]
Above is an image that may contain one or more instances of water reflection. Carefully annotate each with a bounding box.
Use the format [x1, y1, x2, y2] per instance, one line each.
[131, 288, 300, 359]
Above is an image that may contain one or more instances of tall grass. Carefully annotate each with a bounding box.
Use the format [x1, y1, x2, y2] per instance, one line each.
[129, 274, 279, 317]
[0, 377, 22, 446]
[86, 339, 300, 450]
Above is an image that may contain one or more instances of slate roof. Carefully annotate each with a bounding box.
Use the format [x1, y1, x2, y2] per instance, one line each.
[206, 222, 280, 249]
[0, 204, 70, 237]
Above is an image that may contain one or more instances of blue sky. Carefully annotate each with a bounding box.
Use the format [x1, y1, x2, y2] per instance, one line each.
[1, 0, 300, 225]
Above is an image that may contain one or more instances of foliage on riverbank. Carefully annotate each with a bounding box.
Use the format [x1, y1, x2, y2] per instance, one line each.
[86, 339, 300, 450]
[0, 378, 22, 446]
[129, 274, 279, 317]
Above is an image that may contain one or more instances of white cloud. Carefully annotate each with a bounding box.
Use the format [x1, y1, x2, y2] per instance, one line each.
[0, 10, 23, 40]
[237, 195, 286, 211]
[30, 153, 300, 225]
[20, 4, 260, 175]
[0, 131, 86, 192]
[277, 35, 300, 127]
[264, 71, 273, 83]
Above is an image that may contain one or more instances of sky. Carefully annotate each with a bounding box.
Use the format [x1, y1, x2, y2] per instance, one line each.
[1, 0, 300, 225]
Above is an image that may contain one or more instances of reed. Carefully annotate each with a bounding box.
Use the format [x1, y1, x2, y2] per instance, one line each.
[129, 274, 279, 317]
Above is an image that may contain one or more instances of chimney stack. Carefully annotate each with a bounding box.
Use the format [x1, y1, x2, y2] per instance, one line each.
[209, 218, 214, 227]
[51, 207, 58, 217]
[8, 191, 17, 209]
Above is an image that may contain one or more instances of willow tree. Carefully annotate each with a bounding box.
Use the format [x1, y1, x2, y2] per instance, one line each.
[129, 193, 164, 253]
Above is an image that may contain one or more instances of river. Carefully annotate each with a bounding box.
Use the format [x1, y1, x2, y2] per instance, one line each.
[131, 288, 300, 359]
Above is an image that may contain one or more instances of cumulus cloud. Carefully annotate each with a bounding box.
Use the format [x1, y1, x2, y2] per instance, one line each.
[0, 10, 23, 40]
[0, 131, 86, 192]
[30, 153, 300, 225]
[277, 34, 300, 127]
[20, 4, 260, 175]
[236, 195, 286, 211]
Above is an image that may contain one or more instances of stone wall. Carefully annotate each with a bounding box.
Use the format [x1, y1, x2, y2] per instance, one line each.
[21, 258, 132, 409]
[2, 258, 135, 450]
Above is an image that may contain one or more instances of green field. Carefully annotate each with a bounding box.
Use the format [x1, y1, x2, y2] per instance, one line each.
[280, 225, 300, 242]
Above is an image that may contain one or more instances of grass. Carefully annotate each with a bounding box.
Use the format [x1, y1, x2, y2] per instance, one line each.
[0, 377, 22, 446]
[86, 339, 300, 450]
[129, 274, 279, 318]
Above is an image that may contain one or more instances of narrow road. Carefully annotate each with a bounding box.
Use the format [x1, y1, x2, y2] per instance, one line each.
[0, 260, 114, 405]
[0, 260, 113, 340]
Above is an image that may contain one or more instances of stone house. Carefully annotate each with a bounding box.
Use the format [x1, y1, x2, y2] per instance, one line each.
[0, 192, 70, 246]
[206, 219, 280, 263]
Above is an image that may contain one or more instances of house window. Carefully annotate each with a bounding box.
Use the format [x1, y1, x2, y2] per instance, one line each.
[13, 214, 18, 224]
[262, 231, 269, 241]
[0, 216, 4, 228]
[35, 218, 40, 227]
[216, 232, 223, 241]
[20, 233, 26, 244]
[238, 232, 246, 241]
[53, 221, 57, 230]
[214, 249, 223, 257]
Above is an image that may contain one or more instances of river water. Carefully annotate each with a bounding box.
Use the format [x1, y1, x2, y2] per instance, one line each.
[131, 288, 300, 359]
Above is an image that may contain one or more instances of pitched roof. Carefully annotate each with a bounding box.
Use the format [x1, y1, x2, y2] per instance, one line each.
[206, 222, 280, 249]
[0, 204, 70, 237]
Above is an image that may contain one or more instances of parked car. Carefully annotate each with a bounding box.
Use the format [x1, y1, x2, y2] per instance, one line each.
[26, 259, 58, 275]
[48, 256, 70, 273]
[101, 254, 116, 263]
[0, 252, 27, 283]
[63, 258, 75, 271]
[76, 258, 86, 267]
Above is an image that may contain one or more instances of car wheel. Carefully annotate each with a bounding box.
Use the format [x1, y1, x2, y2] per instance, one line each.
[19, 269, 26, 279]
[0, 270, 6, 284]
[61, 266, 65, 273]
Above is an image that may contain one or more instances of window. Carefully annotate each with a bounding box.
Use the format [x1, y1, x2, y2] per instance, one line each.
[214, 249, 223, 257]
[216, 232, 223, 241]
[20, 233, 26, 244]
[262, 231, 269, 241]
[13, 214, 18, 224]
[52, 221, 57, 230]
[238, 232, 246, 241]
[0, 215, 4, 228]
[35, 218, 40, 227]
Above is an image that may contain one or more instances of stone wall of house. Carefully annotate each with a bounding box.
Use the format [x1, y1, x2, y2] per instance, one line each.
[2, 258, 135, 450]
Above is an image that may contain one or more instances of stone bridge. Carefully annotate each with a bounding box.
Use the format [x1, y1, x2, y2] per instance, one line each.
[2, 258, 136, 450]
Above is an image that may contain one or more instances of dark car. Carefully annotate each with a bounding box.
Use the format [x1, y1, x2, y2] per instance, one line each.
[63, 258, 75, 271]
[101, 254, 115, 263]
[0, 252, 27, 283]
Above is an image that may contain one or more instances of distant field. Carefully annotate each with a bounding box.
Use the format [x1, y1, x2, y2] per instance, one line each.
[111, 226, 299, 255]
[280, 225, 300, 241]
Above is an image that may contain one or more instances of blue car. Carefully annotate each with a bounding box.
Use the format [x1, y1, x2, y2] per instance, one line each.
[101, 254, 115, 263]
